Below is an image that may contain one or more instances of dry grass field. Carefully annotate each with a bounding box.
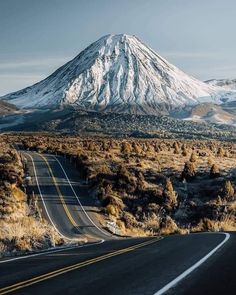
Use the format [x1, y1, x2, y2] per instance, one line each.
[0, 138, 63, 257]
[5, 134, 236, 237]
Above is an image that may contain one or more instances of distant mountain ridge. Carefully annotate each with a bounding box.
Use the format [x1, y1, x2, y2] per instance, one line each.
[1, 34, 236, 114]
[206, 78, 236, 90]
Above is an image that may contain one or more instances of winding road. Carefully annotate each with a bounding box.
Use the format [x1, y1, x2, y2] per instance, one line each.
[24, 152, 111, 241]
[0, 152, 234, 295]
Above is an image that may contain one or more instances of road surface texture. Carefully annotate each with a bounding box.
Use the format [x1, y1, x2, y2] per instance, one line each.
[23, 152, 111, 241]
[0, 233, 233, 295]
[0, 152, 233, 295]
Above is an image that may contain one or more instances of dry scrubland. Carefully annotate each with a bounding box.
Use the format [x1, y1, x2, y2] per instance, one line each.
[5, 134, 236, 237]
[0, 139, 63, 257]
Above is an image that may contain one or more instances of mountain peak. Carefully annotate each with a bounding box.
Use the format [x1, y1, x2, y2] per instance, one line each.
[98, 33, 138, 42]
[80, 33, 144, 60]
[1, 34, 236, 112]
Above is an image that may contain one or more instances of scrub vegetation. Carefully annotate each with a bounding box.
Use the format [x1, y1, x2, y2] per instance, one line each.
[5, 134, 236, 237]
[0, 138, 63, 257]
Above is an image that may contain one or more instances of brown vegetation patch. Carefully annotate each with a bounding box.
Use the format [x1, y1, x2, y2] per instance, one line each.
[4, 134, 236, 236]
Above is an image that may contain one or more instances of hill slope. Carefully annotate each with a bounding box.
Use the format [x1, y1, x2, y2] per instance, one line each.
[183, 102, 236, 126]
[0, 100, 18, 115]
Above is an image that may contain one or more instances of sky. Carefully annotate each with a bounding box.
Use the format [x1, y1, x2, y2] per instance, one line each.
[1, 0, 236, 96]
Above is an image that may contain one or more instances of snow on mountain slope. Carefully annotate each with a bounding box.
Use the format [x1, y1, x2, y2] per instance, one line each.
[2, 34, 236, 113]
[206, 79, 236, 90]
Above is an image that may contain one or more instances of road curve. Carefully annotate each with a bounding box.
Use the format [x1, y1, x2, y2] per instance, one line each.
[0, 233, 232, 295]
[2, 151, 233, 294]
[23, 151, 112, 241]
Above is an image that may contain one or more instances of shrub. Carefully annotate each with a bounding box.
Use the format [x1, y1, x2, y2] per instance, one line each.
[136, 171, 145, 190]
[207, 157, 214, 166]
[182, 147, 188, 157]
[222, 181, 235, 201]
[181, 161, 196, 181]
[116, 220, 125, 231]
[189, 152, 197, 163]
[217, 147, 225, 157]
[121, 142, 132, 155]
[160, 216, 179, 235]
[210, 164, 220, 178]
[162, 178, 177, 210]
[106, 204, 118, 216]
[132, 143, 142, 155]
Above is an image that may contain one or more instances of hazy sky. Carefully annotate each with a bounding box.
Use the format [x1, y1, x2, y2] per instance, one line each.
[1, 0, 236, 95]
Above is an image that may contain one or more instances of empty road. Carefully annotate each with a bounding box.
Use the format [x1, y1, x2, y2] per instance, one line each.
[23, 152, 111, 241]
[0, 233, 233, 295]
[0, 152, 233, 294]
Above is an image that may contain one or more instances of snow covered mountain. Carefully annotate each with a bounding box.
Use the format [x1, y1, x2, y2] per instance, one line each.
[1, 34, 236, 114]
[206, 79, 236, 90]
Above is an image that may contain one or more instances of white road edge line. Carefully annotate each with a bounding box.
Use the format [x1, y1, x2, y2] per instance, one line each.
[0, 239, 104, 264]
[0, 152, 105, 264]
[26, 152, 105, 242]
[153, 232, 230, 295]
[24, 152, 76, 241]
[52, 155, 111, 237]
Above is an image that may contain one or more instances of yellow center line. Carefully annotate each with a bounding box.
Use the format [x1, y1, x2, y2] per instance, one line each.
[38, 154, 78, 228]
[0, 238, 160, 294]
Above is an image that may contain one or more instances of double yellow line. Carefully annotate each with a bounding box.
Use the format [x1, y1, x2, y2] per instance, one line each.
[0, 238, 159, 294]
[39, 154, 78, 228]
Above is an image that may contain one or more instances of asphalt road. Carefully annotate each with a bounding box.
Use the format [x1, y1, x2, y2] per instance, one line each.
[0, 233, 233, 295]
[0, 151, 234, 294]
[23, 152, 111, 241]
